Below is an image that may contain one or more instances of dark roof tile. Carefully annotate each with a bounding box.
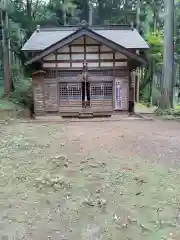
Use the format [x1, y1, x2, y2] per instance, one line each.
[22, 27, 149, 51]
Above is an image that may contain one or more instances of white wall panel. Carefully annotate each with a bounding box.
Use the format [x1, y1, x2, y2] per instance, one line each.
[57, 62, 70, 68]
[72, 62, 83, 68]
[71, 37, 84, 45]
[71, 46, 84, 52]
[71, 53, 84, 60]
[43, 63, 56, 68]
[88, 62, 99, 67]
[57, 54, 70, 60]
[86, 53, 99, 60]
[100, 62, 113, 67]
[57, 46, 69, 53]
[86, 46, 99, 52]
[100, 53, 113, 60]
[115, 62, 127, 67]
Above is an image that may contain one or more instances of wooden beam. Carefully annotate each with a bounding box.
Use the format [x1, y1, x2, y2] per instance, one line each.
[44, 77, 113, 83]
[56, 51, 116, 55]
[128, 67, 135, 114]
[113, 51, 116, 109]
[98, 45, 101, 68]
[43, 59, 127, 63]
[70, 43, 101, 47]
[69, 45, 72, 67]
[55, 50, 58, 78]
[84, 36, 86, 61]
[43, 66, 129, 71]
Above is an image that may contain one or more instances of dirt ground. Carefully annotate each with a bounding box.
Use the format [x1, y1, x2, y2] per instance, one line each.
[0, 118, 180, 240]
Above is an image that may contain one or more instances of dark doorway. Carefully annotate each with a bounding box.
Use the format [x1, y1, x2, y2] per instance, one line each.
[82, 82, 90, 107]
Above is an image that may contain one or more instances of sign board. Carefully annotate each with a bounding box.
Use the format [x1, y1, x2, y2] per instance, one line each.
[0, 0, 7, 11]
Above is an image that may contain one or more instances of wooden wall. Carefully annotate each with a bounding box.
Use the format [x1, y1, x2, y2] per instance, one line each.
[33, 70, 130, 114]
[33, 36, 131, 115]
[42, 36, 127, 69]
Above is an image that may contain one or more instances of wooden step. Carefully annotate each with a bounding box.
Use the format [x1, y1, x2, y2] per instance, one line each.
[79, 112, 93, 118]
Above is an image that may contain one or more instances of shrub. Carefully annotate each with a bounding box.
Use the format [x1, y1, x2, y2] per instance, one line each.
[155, 108, 180, 117]
[9, 78, 34, 115]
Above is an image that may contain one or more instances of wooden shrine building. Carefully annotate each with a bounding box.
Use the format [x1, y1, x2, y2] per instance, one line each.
[22, 22, 149, 117]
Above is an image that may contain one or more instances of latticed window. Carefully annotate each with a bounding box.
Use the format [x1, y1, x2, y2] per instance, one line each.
[104, 85, 112, 96]
[59, 83, 82, 100]
[59, 84, 68, 97]
[89, 70, 113, 76]
[45, 70, 56, 78]
[45, 70, 82, 78]
[57, 71, 81, 77]
[90, 83, 112, 99]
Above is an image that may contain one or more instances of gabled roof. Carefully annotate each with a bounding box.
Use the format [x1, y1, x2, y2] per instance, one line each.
[22, 25, 149, 66]
[22, 25, 149, 51]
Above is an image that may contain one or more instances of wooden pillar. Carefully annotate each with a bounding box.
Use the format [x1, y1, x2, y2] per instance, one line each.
[112, 50, 115, 109]
[32, 70, 46, 116]
[129, 70, 135, 114]
[136, 69, 140, 102]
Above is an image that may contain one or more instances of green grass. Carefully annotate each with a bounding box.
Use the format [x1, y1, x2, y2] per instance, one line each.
[136, 103, 146, 108]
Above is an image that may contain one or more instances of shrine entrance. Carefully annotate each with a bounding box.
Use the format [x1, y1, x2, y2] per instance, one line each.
[82, 81, 90, 108]
[81, 61, 90, 108]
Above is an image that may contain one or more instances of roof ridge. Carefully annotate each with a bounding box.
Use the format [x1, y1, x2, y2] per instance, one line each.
[37, 24, 132, 32]
[40, 27, 78, 32]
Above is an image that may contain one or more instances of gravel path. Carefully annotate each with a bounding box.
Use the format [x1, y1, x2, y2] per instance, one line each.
[29, 118, 180, 169]
[2, 118, 180, 168]
[1, 118, 180, 240]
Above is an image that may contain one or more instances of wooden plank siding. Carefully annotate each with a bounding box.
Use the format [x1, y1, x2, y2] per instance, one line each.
[44, 83, 58, 112]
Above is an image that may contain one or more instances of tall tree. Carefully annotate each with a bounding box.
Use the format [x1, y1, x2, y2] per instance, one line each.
[0, 0, 13, 94]
[160, 0, 175, 109]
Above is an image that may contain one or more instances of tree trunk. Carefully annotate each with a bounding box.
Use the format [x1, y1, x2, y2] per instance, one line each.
[88, 2, 93, 26]
[97, 0, 104, 24]
[1, 10, 12, 95]
[160, 0, 174, 109]
[136, 0, 141, 31]
[63, 8, 67, 25]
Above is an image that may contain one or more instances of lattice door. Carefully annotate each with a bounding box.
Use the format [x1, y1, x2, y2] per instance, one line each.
[90, 82, 113, 109]
[59, 83, 82, 108]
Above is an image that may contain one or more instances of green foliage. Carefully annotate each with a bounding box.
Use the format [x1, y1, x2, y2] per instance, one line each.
[141, 85, 161, 106]
[155, 107, 180, 117]
[4, 0, 176, 109]
[0, 98, 19, 110]
[9, 78, 33, 108]
[146, 30, 163, 68]
[140, 30, 163, 102]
